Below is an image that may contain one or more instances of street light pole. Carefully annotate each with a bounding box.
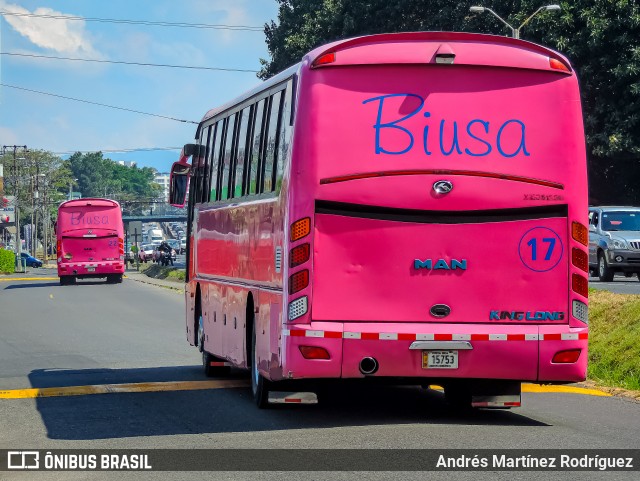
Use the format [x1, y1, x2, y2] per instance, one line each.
[470, 5, 561, 39]
[68, 178, 78, 200]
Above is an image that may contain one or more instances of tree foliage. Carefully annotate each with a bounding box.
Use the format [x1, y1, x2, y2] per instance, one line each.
[66, 152, 162, 215]
[0, 149, 74, 226]
[260, 0, 640, 203]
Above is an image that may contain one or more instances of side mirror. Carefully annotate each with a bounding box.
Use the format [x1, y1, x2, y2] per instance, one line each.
[169, 161, 191, 208]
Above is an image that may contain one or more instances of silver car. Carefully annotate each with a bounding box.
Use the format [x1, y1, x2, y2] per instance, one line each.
[588, 206, 640, 281]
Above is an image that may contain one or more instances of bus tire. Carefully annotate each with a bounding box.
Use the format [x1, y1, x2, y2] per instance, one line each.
[115, 274, 123, 284]
[198, 315, 229, 377]
[251, 321, 270, 408]
[444, 383, 472, 411]
[598, 252, 614, 282]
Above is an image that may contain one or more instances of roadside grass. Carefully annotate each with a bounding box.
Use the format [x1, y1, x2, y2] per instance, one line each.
[588, 288, 640, 391]
[140, 263, 185, 282]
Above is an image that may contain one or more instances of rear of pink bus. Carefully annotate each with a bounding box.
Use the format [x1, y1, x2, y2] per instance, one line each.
[282, 33, 588, 406]
[56, 198, 125, 285]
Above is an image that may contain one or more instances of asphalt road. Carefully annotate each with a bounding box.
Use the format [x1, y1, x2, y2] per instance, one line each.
[589, 273, 640, 294]
[1, 269, 639, 480]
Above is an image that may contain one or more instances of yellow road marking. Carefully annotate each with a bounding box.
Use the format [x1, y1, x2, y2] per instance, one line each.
[0, 277, 58, 281]
[430, 383, 611, 397]
[522, 383, 612, 397]
[0, 380, 612, 400]
[0, 379, 250, 399]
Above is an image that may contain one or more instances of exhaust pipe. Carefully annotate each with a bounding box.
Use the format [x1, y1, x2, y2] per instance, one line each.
[359, 357, 379, 375]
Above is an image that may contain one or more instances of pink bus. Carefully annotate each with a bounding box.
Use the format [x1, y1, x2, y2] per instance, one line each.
[169, 32, 589, 408]
[56, 198, 125, 285]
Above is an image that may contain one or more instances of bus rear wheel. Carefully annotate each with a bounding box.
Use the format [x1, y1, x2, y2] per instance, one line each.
[444, 382, 472, 411]
[60, 276, 75, 286]
[251, 321, 270, 408]
[198, 315, 229, 377]
[106, 274, 123, 284]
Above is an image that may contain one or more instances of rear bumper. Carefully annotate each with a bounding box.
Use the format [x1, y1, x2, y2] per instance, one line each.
[279, 322, 587, 383]
[58, 261, 125, 277]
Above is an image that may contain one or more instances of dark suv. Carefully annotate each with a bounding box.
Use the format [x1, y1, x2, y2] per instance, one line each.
[588, 207, 640, 281]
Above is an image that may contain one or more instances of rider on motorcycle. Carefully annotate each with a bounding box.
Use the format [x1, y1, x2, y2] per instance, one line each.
[158, 241, 174, 266]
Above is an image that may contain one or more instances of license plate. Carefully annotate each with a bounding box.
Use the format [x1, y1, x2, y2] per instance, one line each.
[423, 350, 458, 369]
[86, 267, 95, 272]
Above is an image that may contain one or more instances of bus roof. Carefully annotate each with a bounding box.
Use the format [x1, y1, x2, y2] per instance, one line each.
[199, 31, 572, 128]
[59, 198, 121, 209]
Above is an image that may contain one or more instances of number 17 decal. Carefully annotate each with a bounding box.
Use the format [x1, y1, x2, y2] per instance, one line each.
[527, 237, 556, 261]
[519, 227, 563, 272]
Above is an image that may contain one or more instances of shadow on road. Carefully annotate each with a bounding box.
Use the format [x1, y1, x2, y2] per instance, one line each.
[28, 366, 548, 440]
[4, 280, 119, 289]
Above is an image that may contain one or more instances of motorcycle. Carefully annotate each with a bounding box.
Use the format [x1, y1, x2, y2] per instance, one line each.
[160, 249, 174, 266]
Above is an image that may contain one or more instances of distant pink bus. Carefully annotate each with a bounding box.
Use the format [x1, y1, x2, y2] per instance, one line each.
[56, 198, 125, 285]
[170, 32, 589, 408]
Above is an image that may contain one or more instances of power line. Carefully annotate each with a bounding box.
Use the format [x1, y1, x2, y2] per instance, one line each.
[0, 83, 199, 124]
[53, 147, 181, 155]
[1, 52, 259, 72]
[0, 10, 264, 31]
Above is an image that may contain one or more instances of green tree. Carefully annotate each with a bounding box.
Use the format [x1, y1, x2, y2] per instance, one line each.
[260, 0, 640, 203]
[66, 152, 162, 215]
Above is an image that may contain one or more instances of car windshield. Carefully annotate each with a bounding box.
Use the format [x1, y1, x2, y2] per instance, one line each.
[601, 211, 640, 231]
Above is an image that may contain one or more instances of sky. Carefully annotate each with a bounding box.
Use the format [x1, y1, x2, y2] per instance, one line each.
[0, 0, 278, 172]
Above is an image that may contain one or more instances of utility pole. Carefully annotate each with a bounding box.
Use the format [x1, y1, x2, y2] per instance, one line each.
[2, 145, 28, 263]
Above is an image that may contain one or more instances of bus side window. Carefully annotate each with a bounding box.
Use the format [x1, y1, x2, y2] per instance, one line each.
[202, 123, 217, 202]
[195, 125, 211, 203]
[221, 113, 237, 200]
[210, 119, 224, 201]
[262, 90, 283, 193]
[276, 81, 294, 192]
[248, 99, 266, 195]
[232, 106, 252, 198]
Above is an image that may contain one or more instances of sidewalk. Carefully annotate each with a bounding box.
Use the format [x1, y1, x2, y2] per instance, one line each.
[125, 268, 184, 291]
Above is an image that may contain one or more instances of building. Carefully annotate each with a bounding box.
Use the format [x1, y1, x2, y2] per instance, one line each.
[116, 160, 137, 168]
[153, 172, 170, 201]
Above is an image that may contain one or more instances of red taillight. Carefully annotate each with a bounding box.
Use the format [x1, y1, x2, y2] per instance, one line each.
[552, 349, 581, 364]
[299, 346, 330, 360]
[56, 240, 61, 253]
[572, 273, 589, 298]
[572, 248, 589, 272]
[550, 58, 571, 73]
[290, 243, 310, 268]
[289, 270, 309, 294]
[118, 237, 124, 254]
[572, 222, 588, 246]
[291, 218, 310, 242]
[312, 52, 336, 67]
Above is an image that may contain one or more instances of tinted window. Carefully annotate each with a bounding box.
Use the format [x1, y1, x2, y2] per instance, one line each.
[276, 82, 293, 192]
[249, 99, 266, 195]
[210, 120, 224, 200]
[232, 107, 251, 198]
[220, 114, 237, 200]
[263, 91, 283, 193]
[202, 124, 215, 202]
[196, 125, 211, 203]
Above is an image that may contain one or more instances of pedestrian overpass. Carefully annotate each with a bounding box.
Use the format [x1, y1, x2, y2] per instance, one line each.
[122, 215, 187, 223]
